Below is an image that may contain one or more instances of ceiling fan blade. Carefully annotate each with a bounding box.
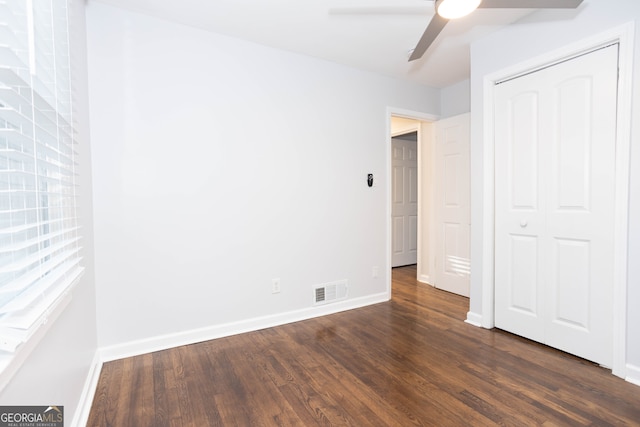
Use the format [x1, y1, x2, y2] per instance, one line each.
[479, 0, 583, 9]
[409, 14, 448, 61]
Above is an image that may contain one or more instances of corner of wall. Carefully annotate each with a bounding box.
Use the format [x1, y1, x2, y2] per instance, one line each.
[69, 351, 103, 427]
[624, 364, 640, 388]
[465, 311, 483, 328]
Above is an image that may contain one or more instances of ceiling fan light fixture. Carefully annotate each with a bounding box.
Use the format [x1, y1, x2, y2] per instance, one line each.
[435, 0, 482, 19]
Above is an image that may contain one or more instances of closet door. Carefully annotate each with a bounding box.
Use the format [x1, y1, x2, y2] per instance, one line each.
[494, 45, 618, 366]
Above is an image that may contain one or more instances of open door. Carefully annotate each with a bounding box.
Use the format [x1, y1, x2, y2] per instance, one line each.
[432, 113, 470, 297]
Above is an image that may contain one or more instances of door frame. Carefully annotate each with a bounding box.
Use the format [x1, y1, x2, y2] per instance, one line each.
[479, 23, 634, 378]
[386, 108, 439, 293]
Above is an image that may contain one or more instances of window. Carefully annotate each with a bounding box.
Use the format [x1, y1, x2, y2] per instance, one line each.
[0, 0, 82, 372]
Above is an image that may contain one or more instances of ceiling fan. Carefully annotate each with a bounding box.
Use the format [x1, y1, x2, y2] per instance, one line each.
[408, 0, 584, 61]
[331, 0, 584, 61]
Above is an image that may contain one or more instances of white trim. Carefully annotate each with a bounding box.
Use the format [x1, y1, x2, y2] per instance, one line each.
[481, 73, 497, 330]
[391, 123, 419, 138]
[99, 292, 389, 362]
[465, 311, 483, 327]
[480, 23, 634, 379]
[70, 351, 103, 427]
[610, 22, 634, 380]
[625, 364, 640, 387]
[388, 108, 439, 123]
[417, 274, 431, 285]
[425, 122, 437, 285]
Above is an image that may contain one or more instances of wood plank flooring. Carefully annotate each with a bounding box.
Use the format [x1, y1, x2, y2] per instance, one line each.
[87, 266, 640, 426]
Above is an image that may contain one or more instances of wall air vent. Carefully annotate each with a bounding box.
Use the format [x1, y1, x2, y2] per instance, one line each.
[313, 280, 348, 306]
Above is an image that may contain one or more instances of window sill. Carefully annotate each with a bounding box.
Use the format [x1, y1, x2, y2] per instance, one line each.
[0, 275, 82, 393]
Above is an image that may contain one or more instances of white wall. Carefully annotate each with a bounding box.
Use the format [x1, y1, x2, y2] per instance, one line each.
[86, 2, 440, 355]
[440, 79, 470, 118]
[469, 0, 640, 381]
[0, 0, 99, 423]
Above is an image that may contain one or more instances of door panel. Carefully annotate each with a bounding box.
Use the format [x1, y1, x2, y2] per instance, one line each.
[509, 235, 538, 315]
[510, 92, 539, 210]
[494, 45, 618, 366]
[551, 238, 590, 330]
[556, 78, 592, 209]
[393, 164, 404, 203]
[443, 154, 461, 207]
[499, 233, 544, 341]
[393, 217, 405, 254]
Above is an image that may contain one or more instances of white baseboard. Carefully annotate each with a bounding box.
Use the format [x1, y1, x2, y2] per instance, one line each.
[417, 274, 432, 285]
[465, 311, 483, 327]
[99, 292, 390, 362]
[625, 363, 640, 387]
[70, 351, 103, 427]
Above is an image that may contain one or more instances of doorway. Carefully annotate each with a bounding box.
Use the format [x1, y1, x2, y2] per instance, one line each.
[388, 111, 471, 298]
[389, 114, 432, 287]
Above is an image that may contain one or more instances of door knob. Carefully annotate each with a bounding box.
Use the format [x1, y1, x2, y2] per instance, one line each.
[520, 220, 528, 228]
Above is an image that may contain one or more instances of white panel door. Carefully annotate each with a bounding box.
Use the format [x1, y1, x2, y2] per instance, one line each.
[433, 114, 470, 297]
[391, 137, 418, 267]
[494, 45, 618, 366]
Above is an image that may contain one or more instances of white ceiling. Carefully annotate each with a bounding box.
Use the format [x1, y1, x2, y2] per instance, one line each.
[93, 0, 539, 88]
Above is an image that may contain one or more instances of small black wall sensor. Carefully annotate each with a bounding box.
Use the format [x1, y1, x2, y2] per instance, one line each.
[367, 173, 374, 187]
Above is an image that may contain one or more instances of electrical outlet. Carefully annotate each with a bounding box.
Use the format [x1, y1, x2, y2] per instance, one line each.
[272, 278, 281, 294]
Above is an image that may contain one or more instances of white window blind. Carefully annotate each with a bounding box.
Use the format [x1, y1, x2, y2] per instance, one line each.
[0, 0, 82, 355]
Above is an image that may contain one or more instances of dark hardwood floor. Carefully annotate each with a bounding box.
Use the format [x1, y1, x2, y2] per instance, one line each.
[87, 265, 640, 426]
